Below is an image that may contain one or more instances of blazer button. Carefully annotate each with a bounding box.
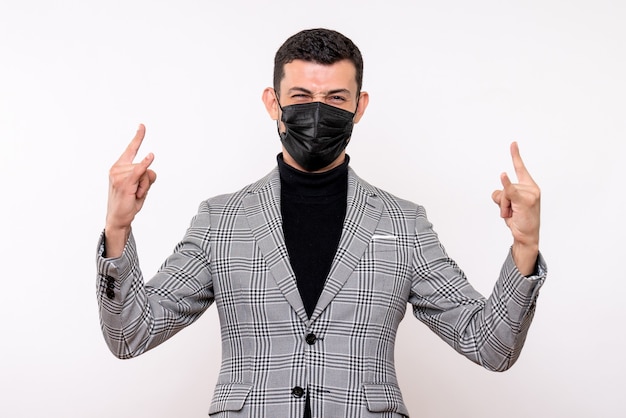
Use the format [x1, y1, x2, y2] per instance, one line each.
[106, 289, 115, 299]
[291, 386, 305, 398]
[305, 333, 317, 345]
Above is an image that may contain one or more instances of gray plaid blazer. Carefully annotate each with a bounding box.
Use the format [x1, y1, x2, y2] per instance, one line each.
[97, 167, 546, 418]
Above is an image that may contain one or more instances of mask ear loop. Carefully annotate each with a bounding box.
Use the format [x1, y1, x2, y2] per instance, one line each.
[353, 92, 361, 121]
[274, 88, 285, 112]
[274, 89, 285, 137]
[342, 92, 361, 147]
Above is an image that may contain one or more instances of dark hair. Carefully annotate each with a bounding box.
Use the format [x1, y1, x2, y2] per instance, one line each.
[273, 28, 364, 95]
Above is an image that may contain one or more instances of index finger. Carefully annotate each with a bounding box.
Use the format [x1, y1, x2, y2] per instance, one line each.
[510, 141, 536, 185]
[117, 124, 146, 164]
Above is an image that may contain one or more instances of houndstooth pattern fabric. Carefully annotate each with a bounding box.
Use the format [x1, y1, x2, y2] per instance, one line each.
[96, 167, 546, 418]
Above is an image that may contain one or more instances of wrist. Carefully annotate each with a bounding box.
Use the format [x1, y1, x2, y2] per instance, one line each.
[511, 242, 539, 276]
[103, 225, 131, 259]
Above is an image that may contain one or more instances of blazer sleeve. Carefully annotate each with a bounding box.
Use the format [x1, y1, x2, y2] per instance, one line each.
[408, 205, 547, 372]
[95, 201, 214, 359]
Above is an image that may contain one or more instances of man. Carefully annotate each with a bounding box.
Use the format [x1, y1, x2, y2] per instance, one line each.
[97, 28, 546, 418]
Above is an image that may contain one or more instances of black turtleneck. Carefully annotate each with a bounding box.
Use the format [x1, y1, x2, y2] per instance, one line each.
[278, 154, 349, 318]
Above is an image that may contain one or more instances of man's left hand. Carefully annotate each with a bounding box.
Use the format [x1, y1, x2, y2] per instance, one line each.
[491, 142, 541, 276]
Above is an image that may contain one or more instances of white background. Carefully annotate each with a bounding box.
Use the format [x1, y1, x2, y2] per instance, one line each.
[1, 1, 624, 417]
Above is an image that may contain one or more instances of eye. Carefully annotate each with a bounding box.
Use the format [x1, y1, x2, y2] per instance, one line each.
[327, 95, 348, 103]
[291, 93, 312, 102]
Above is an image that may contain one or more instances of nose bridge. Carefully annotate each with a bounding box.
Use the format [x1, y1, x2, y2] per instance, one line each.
[311, 92, 327, 102]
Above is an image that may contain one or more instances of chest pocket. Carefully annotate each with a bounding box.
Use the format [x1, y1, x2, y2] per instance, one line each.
[370, 234, 399, 252]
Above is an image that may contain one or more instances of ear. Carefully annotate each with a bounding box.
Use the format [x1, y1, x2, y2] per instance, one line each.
[353, 91, 369, 124]
[262, 87, 280, 120]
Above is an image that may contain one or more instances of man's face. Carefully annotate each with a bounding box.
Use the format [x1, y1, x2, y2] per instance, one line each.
[262, 59, 369, 172]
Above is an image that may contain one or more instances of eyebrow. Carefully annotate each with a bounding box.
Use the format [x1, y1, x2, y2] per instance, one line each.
[287, 87, 352, 96]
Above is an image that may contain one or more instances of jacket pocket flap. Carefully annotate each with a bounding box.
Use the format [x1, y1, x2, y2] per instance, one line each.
[209, 383, 253, 414]
[362, 382, 409, 415]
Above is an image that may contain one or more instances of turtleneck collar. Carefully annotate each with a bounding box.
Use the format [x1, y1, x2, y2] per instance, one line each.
[277, 153, 349, 198]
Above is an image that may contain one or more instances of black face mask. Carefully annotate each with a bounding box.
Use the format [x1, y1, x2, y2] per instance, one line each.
[278, 100, 355, 172]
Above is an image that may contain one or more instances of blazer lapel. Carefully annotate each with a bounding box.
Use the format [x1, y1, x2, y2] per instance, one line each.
[309, 169, 384, 322]
[242, 169, 309, 323]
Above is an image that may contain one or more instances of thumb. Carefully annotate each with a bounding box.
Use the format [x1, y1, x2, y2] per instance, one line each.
[136, 171, 155, 200]
[491, 189, 502, 205]
[135, 154, 156, 199]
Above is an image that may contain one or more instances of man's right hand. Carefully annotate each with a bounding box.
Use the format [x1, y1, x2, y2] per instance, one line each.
[104, 124, 157, 258]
